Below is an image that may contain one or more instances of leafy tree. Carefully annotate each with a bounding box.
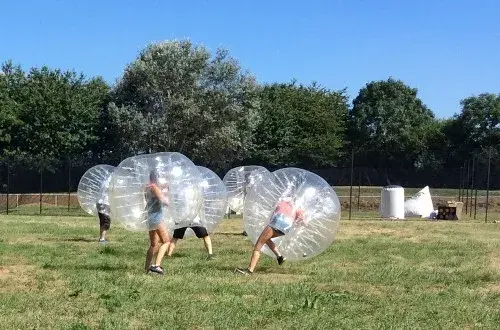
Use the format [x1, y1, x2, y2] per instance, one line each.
[349, 78, 435, 168]
[0, 61, 25, 156]
[109, 40, 260, 170]
[252, 82, 349, 168]
[456, 93, 500, 150]
[7, 65, 109, 170]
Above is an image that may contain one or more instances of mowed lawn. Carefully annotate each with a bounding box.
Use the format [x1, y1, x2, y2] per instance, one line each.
[2, 214, 500, 329]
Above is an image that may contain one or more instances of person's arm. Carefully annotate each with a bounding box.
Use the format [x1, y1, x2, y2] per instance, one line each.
[151, 185, 169, 205]
[294, 209, 306, 225]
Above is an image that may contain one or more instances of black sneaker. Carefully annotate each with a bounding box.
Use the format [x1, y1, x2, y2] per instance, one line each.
[277, 256, 286, 265]
[207, 254, 216, 260]
[234, 267, 253, 276]
[148, 265, 165, 275]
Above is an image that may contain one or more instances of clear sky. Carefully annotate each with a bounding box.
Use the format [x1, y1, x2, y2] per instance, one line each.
[1, 0, 499, 118]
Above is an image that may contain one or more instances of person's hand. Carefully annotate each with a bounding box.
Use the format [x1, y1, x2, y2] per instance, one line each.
[295, 210, 307, 225]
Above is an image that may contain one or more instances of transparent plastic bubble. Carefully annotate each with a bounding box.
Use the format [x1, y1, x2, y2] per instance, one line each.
[177, 166, 228, 236]
[77, 165, 115, 216]
[244, 168, 341, 261]
[222, 166, 270, 213]
[109, 152, 203, 232]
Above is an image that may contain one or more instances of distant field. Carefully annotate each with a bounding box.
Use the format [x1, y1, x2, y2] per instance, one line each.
[333, 186, 500, 197]
[2, 215, 500, 329]
[1, 185, 500, 216]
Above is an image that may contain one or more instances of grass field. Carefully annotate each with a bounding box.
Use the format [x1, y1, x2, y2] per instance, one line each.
[2, 214, 500, 329]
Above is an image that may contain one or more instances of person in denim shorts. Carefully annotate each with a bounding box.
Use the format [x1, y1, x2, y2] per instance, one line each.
[235, 193, 305, 275]
[144, 170, 171, 275]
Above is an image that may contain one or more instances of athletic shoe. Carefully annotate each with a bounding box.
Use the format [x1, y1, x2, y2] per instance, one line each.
[277, 256, 286, 265]
[148, 265, 165, 275]
[234, 267, 253, 276]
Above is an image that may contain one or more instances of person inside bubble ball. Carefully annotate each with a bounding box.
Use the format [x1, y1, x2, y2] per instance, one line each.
[144, 170, 171, 275]
[96, 195, 111, 244]
[96, 176, 112, 244]
[235, 191, 305, 275]
[241, 172, 251, 236]
[166, 209, 215, 260]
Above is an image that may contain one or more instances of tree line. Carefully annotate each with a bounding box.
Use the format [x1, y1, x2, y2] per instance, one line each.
[1, 40, 499, 176]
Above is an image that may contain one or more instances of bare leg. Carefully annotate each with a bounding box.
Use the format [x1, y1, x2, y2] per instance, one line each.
[99, 228, 107, 241]
[203, 236, 213, 255]
[167, 238, 178, 257]
[265, 239, 282, 258]
[248, 226, 275, 272]
[145, 231, 159, 272]
[154, 223, 170, 267]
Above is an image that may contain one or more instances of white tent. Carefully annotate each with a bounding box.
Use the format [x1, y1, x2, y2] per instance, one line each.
[404, 186, 434, 218]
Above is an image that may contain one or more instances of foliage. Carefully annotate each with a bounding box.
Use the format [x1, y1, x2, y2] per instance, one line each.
[1, 62, 109, 170]
[109, 40, 260, 170]
[349, 78, 435, 168]
[253, 82, 349, 168]
[0, 40, 498, 175]
[0, 61, 25, 155]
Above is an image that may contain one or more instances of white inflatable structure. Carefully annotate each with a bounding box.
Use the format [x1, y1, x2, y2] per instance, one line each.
[404, 186, 434, 218]
[380, 185, 405, 219]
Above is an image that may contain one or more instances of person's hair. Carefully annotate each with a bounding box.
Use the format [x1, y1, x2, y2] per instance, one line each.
[149, 170, 159, 183]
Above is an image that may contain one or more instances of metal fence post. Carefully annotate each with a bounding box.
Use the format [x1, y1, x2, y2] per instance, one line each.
[39, 170, 43, 215]
[6, 160, 10, 215]
[68, 158, 71, 212]
[485, 148, 492, 223]
[349, 149, 354, 220]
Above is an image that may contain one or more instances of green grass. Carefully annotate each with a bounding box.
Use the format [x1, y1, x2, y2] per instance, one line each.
[2, 214, 500, 329]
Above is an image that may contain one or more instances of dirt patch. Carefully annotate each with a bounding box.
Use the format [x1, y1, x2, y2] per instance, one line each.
[483, 284, 500, 293]
[489, 252, 500, 269]
[192, 293, 211, 301]
[339, 225, 412, 240]
[423, 285, 447, 293]
[0, 265, 38, 293]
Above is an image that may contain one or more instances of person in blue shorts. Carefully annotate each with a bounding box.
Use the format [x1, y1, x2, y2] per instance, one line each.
[235, 193, 305, 275]
[144, 170, 171, 275]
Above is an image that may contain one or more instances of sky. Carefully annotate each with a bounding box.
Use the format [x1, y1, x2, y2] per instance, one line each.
[1, 0, 499, 118]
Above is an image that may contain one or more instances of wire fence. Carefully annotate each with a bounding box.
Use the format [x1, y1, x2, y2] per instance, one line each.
[0, 152, 498, 221]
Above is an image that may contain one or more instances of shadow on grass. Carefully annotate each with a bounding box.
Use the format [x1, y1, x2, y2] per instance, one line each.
[42, 261, 132, 272]
[40, 237, 96, 243]
[215, 232, 247, 236]
[73, 263, 131, 272]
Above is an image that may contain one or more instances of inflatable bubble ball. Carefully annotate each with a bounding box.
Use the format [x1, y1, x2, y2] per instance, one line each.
[222, 166, 271, 214]
[109, 152, 203, 232]
[244, 167, 341, 261]
[176, 166, 228, 237]
[77, 165, 116, 216]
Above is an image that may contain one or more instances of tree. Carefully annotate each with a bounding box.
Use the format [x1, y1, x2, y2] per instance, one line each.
[7, 65, 109, 171]
[349, 78, 435, 169]
[0, 61, 25, 156]
[109, 40, 260, 170]
[455, 93, 500, 151]
[252, 82, 349, 168]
